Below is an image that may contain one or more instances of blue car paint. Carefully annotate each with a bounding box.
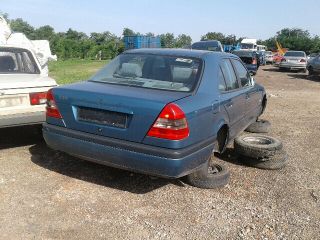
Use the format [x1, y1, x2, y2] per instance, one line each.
[245, 63, 258, 74]
[43, 49, 266, 178]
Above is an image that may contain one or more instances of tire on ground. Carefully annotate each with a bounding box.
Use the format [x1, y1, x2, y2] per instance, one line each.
[238, 150, 288, 170]
[245, 119, 271, 133]
[186, 162, 230, 189]
[234, 134, 283, 159]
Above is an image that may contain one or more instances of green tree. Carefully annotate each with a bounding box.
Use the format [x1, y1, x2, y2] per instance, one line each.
[34, 25, 55, 40]
[0, 12, 9, 21]
[174, 34, 192, 48]
[160, 33, 175, 48]
[201, 32, 225, 43]
[10, 18, 35, 39]
[263, 28, 314, 54]
[122, 28, 135, 36]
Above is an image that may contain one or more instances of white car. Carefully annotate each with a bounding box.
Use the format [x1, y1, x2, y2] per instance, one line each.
[264, 51, 273, 64]
[279, 51, 307, 72]
[0, 46, 57, 128]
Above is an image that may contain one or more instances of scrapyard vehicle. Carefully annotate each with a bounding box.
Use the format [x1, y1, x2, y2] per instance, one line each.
[307, 54, 320, 76]
[279, 51, 307, 72]
[43, 48, 267, 188]
[0, 16, 57, 128]
[232, 50, 259, 75]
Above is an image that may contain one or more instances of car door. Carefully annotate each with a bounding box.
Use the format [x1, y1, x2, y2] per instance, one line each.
[314, 56, 320, 72]
[231, 58, 261, 122]
[219, 59, 247, 139]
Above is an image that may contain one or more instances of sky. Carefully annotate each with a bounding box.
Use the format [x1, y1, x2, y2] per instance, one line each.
[1, 0, 319, 42]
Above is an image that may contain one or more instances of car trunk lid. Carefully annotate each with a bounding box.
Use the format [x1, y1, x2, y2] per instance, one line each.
[0, 74, 56, 109]
[53, 81, 191, 143]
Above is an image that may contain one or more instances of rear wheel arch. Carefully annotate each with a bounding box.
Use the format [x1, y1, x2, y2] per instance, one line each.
[261, 94, 267, 115]
[216, 124, 229, 153]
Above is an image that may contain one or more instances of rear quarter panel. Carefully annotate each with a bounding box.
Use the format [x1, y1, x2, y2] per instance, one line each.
[143, 54, 230, 149]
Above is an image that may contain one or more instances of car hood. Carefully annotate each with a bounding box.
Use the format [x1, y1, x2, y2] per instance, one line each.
[0, 74, 57, 90]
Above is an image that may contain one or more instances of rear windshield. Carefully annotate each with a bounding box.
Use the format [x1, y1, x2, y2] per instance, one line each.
[91, 53, 202, 92]
[191, 41, 221, 51]
[0, 48, 39, 74]
[232, 51, 254, 57]
[241, 43, 255, 49]
[284, 51, 305, 57]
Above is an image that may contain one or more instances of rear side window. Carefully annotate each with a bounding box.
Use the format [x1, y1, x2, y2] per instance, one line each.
[218, 67, 227, 91]
[220, 59, 239, 91]
[231, 59, 251, 87]
[0, 48, 39, 74]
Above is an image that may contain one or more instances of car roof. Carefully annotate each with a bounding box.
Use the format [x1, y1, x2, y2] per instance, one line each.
[124, 48, 232, 59]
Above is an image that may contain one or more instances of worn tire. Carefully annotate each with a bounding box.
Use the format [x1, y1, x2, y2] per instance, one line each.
[238, 150, 288, 170]
[245, 119, 271, 133]
[234, 134, 283, 159]
[186, 163, 230, 189]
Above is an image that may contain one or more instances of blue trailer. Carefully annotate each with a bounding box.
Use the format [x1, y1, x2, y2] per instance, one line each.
[124, 36, 161, 50]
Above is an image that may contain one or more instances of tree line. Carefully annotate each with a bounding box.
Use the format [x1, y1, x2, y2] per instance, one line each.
[1, 12, 319, 60]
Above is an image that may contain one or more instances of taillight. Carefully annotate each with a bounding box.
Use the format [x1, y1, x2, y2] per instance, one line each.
[281, 58, 286, 62]
[252, 58, 257, 64]
[29, 92, 47, 105]
[300, 59, 306, 63]
[147, 103, 189, 140]
[46, 89, 62, 119]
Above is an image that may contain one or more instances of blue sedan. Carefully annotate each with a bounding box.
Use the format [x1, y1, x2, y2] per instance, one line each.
[43, 49, 266, 188]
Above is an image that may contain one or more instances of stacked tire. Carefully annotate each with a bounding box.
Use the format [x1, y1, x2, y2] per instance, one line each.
[234, 135, 287, 170]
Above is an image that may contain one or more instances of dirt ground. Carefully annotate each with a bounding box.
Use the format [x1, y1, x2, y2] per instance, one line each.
[0, 65, 319, 240]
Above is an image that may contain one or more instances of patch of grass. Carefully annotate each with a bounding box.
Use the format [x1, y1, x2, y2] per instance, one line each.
[49, 59, 109, 85]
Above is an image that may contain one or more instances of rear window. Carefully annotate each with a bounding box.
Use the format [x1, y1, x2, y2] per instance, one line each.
[191, 41, 221, 51]
[241, 43, 254, 49]
[91, 53, 202, 92]
[0, 48, 39, 74]
[232, 51, 254, 57]
[284, 51, 305, 57]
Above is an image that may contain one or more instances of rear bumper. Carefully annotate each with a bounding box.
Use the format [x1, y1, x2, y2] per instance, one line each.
[279, 62, 306, 69]
[0, 111, 45, 128]
[42, 123, 215, 178]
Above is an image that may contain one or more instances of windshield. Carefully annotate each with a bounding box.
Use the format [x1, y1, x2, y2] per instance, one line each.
[241, 43, 255, 49]
[265, 51, 272, 55]
[191, 41, 221, 51]
[284, 51, 305, 57]
[91, 53, 202, 92]
[0, 48, 39, 74]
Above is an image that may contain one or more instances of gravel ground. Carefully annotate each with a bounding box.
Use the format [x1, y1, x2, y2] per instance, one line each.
[0, 65, 319, 240]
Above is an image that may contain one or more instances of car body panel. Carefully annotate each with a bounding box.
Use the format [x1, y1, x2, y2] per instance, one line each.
[44, 49, 265, 178]
[307, 55, 320, 74]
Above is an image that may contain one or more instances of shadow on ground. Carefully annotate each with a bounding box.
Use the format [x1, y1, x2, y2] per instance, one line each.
[29, 143, 185, 194]
[214, 147, 245, 167]
[287, 73, 320, 82]
[262, 67, 281, 72]
[0, 125, 43, 150]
